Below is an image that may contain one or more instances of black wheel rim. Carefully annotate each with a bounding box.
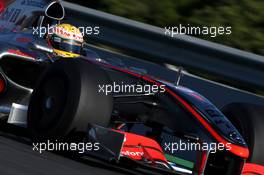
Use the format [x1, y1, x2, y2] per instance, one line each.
[31, 75, 68, 133]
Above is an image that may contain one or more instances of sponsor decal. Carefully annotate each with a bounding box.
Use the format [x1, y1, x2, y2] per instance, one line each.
[0, 8, 21, 23]
[121, 150, 144, 157]
[21, 0, 46, 8]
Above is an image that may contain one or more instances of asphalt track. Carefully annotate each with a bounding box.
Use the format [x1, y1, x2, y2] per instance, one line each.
[0, 136, 124, 175]
[0, 133, 132, 175]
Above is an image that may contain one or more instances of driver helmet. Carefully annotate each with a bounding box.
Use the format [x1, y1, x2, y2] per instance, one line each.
[47, 24, 84, 58]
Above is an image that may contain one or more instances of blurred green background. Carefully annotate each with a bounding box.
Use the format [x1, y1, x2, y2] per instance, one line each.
[68, 0, 264, 56]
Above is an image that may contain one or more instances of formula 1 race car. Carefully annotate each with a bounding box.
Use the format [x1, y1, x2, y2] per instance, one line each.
[0, 1, 264, 175]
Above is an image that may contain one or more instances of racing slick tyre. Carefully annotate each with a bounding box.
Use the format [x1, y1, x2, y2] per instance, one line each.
[222, 103, 264, 165]
[27, 58, 113, 141]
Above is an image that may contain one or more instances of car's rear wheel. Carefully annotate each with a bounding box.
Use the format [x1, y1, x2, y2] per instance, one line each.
[27, 58, 113, 141]
[222, 103, 264, 165]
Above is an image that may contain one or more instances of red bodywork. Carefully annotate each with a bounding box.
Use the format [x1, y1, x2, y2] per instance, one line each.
[242, 163, 264, 175]
[0, 73, 6, 93]
[0, 3, 4, 13]
[7, 49, 35, 59]
[118, 130, 264, 175]
[117, 130, 167, 162]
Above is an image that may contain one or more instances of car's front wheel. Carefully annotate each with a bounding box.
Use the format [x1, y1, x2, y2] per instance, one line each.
[222, 103, 264, 165]
[27, 58, 113, 141]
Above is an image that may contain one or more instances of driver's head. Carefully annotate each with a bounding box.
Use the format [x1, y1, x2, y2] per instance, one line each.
[47, 24, 84, 58]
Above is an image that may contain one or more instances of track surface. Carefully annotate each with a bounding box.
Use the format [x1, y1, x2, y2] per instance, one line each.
[0, 135, 126, 175]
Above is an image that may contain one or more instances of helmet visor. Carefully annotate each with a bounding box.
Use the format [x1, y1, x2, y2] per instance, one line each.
[51, 35, 82, 54]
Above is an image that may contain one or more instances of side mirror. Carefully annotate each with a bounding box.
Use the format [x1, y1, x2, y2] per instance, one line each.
[45, 2, 65, 20]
